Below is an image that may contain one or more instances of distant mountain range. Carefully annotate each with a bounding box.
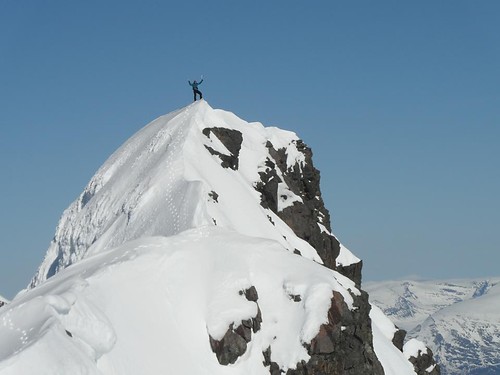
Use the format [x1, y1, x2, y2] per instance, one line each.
[366, 278, 500, 375]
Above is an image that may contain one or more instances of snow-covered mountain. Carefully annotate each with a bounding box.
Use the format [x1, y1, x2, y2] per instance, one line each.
[30, 101, 328, 287]
[366, 278, 500, 375]
[0, 101, 438, 374]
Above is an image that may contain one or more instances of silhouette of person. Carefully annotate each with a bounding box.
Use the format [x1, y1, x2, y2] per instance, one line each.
[188, 78, 203, 101]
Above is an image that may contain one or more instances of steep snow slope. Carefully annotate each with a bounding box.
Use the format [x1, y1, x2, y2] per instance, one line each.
[367, 278, 500, 374]
[369, 305, 418, 375]
[31, 100, 340, 287]
[1, 101, 431, 374]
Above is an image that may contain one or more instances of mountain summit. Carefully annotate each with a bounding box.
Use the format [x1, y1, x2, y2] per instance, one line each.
[1, 101, 438, 374]
[31, 100, 355, 288]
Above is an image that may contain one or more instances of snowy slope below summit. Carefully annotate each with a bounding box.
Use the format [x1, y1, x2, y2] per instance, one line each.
[1, 228, 359, 375]
[367, 278, 500, 375]
[31, 100, 354, 287]
[1, 228, 421, 375]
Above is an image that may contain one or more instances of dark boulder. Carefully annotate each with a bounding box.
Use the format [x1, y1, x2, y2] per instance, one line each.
[263, 291, 384, 375]
[210, 286, 262, 365]
[392, 327, 407, 352]
[408, 347, 441, 375]
[209, 324, 248, 365]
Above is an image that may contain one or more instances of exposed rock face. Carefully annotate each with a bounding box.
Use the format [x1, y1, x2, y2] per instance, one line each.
[257, 140, 343, 273]
[202, 128, 386, 374]
[202, 127, 365, 286]
[201, 126, 442, 374]
[390, 325, 439, 375]
[202, 127, 243, 170]
[209, 285, 384, 374]
[337, 260, 363, 289]
[209, 286, 262, 365]
[408, 347, 441, 375]
[263, 291, 383, 375]
[209, 323, 250, 365]
[392, 327, 407, 352]
[304, 290, 384, 375]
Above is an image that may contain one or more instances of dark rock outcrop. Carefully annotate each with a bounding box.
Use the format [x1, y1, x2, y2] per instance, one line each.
[208, 190, 219, 203]
[305, 290, 384, 375]
[408, 347, 441, 375]
[257, 141, 345, 275]
[263, 291, 384, 375]
[210, 323, 249, 365]
[252, 139, 367, 287]
[262, 346, 282, 375]
[336, 260, 363, 289]
[209, 286, 262, 365]
[201, 127, 440, 374]
[202, 127, 243, 170]
[392, 327, 407, 352]
[202, 127, 348, 279]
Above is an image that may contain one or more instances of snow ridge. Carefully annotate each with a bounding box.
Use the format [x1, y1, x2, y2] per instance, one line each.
[31, 101, 321, 288]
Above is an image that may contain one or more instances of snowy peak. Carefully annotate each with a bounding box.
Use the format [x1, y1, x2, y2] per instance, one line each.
[2, 101, 442, 375]
[31, 100, 358, 288]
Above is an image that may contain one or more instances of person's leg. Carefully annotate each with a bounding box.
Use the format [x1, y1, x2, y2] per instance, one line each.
[193, 90, 197, 101]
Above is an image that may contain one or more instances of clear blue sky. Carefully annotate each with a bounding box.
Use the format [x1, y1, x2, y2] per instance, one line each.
[1, 1, 499, 298]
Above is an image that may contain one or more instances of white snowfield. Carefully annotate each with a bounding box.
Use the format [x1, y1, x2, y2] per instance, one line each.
[1, 101, 422, 374]
[367, 278, 500, 374]
[1, 230, 356, 374]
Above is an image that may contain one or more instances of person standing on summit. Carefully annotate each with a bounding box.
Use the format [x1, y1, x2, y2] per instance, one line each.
[188, 78, 203, 101]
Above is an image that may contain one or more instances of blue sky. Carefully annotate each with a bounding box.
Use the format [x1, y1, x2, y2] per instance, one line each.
[1, 1, 499, 298]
